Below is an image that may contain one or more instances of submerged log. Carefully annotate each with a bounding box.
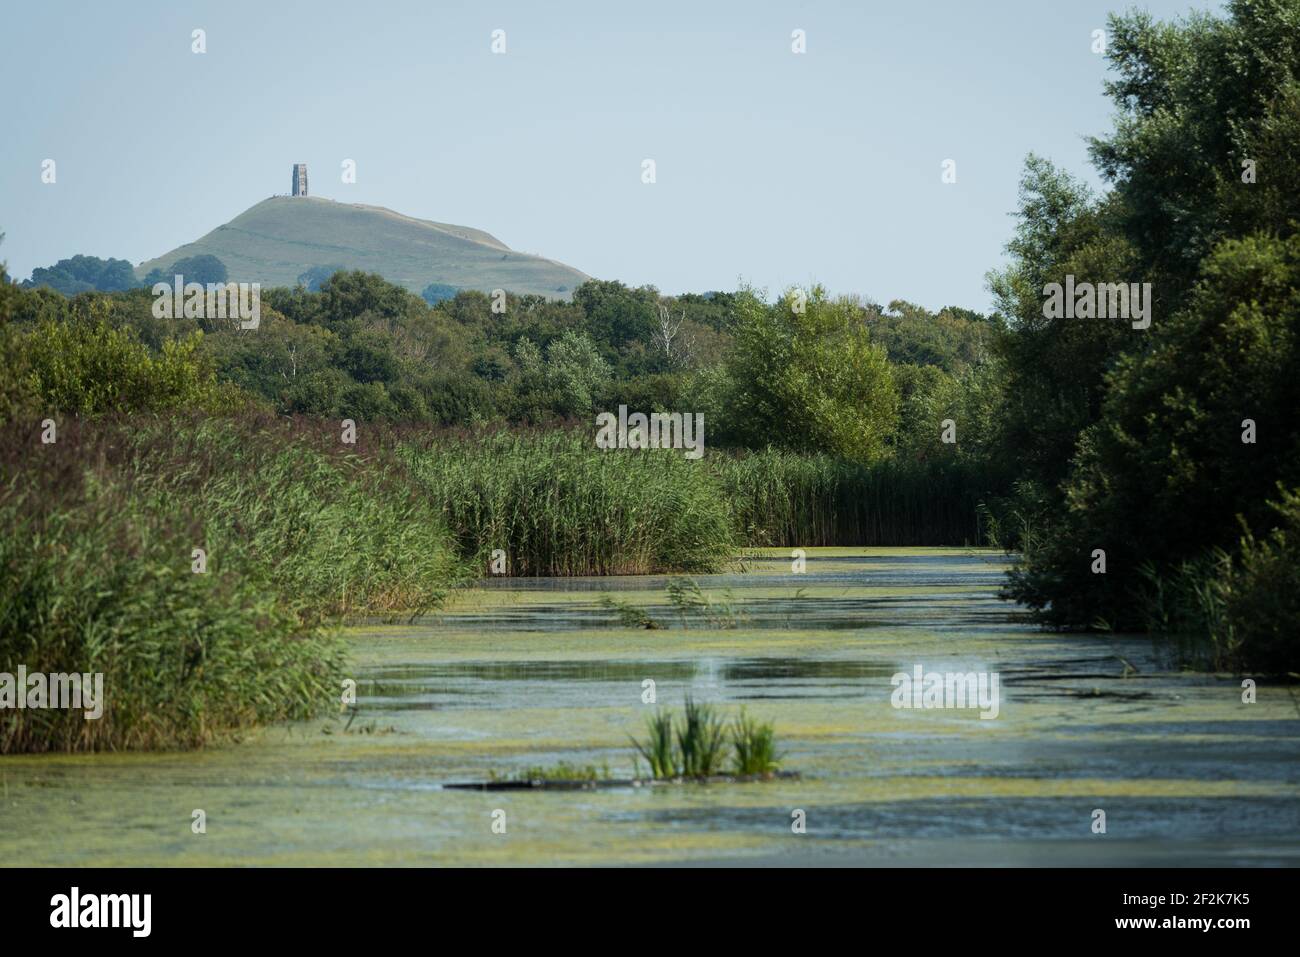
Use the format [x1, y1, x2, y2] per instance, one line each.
[444, 770, 800, 791]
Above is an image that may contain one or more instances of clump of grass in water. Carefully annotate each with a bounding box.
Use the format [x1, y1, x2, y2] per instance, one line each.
[731, 708, 779, 775]
[632, 710, 677, 779]
[632, 699, 777, 780]
[677, 697, 727, 777]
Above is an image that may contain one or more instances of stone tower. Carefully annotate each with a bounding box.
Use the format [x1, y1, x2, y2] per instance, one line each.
[291, 164, 308, 197]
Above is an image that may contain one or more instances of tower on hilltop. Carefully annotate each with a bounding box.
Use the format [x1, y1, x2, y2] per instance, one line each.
[291, 164, 308, 197]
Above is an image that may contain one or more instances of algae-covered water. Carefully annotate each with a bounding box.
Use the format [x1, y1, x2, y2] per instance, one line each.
[2, 548, 1297, 866]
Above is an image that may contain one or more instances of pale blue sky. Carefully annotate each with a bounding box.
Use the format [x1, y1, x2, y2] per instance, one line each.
[1, 0, 1208, 310]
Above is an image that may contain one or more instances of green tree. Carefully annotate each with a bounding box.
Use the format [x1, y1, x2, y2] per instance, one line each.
[986, 156, 1138, 495]
[1001, 0, 1300, 651]
[1010, 232, 1300, 633]
[318, 271, 413, 328]
[572, 279, 658, 358]
[24, 255, 137, 295]
[167, 254, 228, 286]
[509, 330, 610, 422]
[1090, 0, 1300, 308]
[722, 286, 898, 461]
[20, 318, 233, 414]
[421, 282, 460, 304]
[297, 264, 346, 292]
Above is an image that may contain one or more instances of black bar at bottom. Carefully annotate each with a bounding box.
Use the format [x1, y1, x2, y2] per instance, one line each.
[0, 866, 1285, 942]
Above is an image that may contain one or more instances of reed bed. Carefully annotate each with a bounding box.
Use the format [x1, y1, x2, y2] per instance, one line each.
[0, 414, 461, 753]
[400, 431, 737, 576]
[114, 416, 464, 619]
[398, 431, 992, 578]
[711, 448, 991, 547]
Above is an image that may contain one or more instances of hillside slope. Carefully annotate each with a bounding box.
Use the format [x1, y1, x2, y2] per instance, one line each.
[135, 196, 588, 298]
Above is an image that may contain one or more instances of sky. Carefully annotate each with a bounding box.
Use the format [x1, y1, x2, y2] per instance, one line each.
[0, 0, 1212, 311]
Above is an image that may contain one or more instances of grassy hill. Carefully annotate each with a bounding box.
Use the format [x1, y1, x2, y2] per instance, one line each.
[135, 196, 589, 298]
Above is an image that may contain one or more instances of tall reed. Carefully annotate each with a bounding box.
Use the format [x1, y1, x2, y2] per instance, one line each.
[730, 708, 779, 775]
[0, 414, 463, 753]
[711, 448, 991, 546]
[116, 415, 465, 619]
[400, 431, 737, 576]
[631, 700, 779, 779]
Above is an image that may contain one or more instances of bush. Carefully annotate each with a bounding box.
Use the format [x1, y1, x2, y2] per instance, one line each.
[1224, 489, 1300, 672]
[17, 317, 239, 415]
[1142, 488, 1300, 673]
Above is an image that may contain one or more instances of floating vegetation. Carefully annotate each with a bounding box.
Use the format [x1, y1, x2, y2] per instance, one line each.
[322, 709, 397, 736]
[488, 760, 613, 784]
[449, 700, 789, 791]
